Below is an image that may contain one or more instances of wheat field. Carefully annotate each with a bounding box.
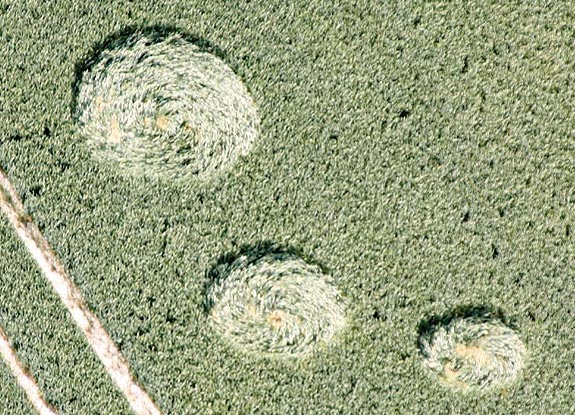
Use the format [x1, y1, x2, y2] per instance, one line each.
[1, 1, 574, 414]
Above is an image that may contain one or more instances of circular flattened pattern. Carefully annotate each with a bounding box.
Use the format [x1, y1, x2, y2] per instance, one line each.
[206, 253, 347, 357]
[74, 32, 259, 180]
[419, 315, 526, 391]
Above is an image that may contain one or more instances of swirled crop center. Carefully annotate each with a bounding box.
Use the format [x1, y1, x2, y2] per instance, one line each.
[419, 315, 526, 391]
[75, 32, 259, 180]
[207, 253, 347, 357]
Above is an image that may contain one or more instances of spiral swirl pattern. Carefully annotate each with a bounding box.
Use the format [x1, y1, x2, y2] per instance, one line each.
[75, 32, 259, 180]
[419, 315, 526, 391]
[207, 253, 347, 357]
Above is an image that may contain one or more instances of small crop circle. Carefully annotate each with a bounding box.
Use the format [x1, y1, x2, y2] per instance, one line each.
[74, 31, 259, 180]
[206, 253, 347, 357]
[419, 315, 526, 391]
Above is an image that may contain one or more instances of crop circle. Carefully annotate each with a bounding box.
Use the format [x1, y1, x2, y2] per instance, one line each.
[419, 315, 526, 391]
[206, 253, 347, 357]
[74, 32, 259, 180]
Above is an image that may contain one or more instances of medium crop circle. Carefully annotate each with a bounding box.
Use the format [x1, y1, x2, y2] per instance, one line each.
[419, 315, 526, 391]
[206, 253, 347, 357]
[74, 32, 259, 180]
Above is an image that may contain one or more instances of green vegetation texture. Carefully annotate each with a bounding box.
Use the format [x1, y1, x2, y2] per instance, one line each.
[1, 1, 574, 414]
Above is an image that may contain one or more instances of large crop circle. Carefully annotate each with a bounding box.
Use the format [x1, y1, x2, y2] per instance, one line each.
[419, 315, 526, 391]
[206, 253, 347, 357]
[74, 32, 259, 180]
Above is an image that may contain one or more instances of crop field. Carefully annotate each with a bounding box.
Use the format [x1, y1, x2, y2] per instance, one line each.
[1, 1, 574, 414]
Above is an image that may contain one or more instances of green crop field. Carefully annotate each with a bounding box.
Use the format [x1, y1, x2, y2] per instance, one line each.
[1, 1, 574, 414]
